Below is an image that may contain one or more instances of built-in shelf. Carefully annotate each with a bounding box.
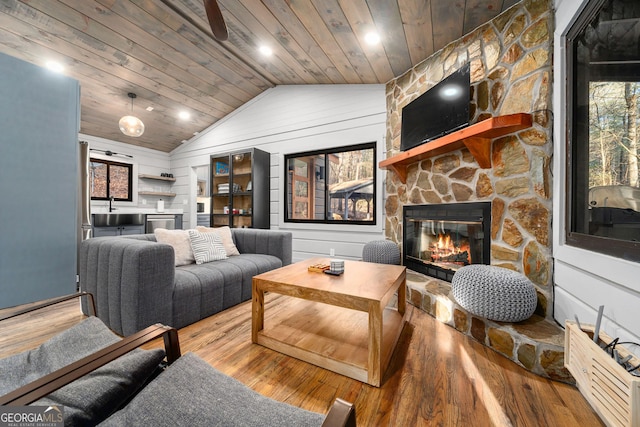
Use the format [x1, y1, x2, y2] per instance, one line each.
[139, 174, 175, 197]
[138, 174, 176, 182]
[379, 113, 532, 183]
[138, 191, 176, 197]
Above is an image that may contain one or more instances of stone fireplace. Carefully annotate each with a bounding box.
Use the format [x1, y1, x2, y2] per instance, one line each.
[384, 0, 554, 320]
[380, 0, 572, 382]
[403, 202, 491, 282]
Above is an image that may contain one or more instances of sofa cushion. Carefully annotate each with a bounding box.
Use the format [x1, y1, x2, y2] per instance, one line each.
[197, 226, 240, 256]
[171, 254, 285, 329]
[154, 228, 195, 266]
[99, 352, 325, 427]
[0, 317, 166, 425]
[188, 229, 228, 264]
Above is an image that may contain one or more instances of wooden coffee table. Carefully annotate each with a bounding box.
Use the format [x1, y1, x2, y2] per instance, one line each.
[252, 257, 407, 387]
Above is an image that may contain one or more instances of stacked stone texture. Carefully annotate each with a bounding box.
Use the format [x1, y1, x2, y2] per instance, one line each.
[406, 272, 572, 383]
[384, 0, 554, 319]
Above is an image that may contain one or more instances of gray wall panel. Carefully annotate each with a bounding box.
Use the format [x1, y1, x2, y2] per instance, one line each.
[0, 53, 79, 308]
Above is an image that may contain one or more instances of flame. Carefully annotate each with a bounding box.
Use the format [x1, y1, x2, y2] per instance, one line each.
[437, 234, 452, 251]
[429, 233, 471, 264]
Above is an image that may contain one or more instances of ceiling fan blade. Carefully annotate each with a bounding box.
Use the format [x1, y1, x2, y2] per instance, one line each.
[204, 0, 228, 41]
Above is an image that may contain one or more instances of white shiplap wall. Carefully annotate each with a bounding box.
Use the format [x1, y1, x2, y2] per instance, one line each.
[553, 0, 640, 348]
[80, 133, 171, 211]
[171, 84, 388, 262]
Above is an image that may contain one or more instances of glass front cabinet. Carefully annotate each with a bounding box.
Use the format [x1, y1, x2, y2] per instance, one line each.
[210, 148, 270, 229]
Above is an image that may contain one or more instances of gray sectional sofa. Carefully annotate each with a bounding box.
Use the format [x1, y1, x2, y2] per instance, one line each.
[79, 228, 292, 335]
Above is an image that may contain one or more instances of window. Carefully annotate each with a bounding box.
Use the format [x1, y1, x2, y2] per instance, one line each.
[284, 143, 376, 224]
[90, 158, 133, 201]
[566, 0, 640, 262]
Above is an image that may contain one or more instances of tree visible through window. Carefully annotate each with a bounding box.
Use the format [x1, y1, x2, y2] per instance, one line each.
[589, 82, 639, 188]
[284, 143, 376, 224]
[90, 158, 133, 201]
[567, 0, 640, 261]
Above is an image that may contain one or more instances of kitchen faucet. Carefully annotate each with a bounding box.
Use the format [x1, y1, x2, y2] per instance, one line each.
[109, 196, 116, 212]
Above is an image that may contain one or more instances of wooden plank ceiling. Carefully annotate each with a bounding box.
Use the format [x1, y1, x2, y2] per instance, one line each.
[0, 0, 521, 153]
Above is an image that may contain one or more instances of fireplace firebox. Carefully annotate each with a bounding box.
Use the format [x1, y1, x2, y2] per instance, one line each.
[403, 202, 491, 281]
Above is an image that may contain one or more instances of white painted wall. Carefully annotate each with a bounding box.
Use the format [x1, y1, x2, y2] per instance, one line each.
[171, 84, 387, 262]
[553, 0, 640, 348]
[80, 133, 172, 212]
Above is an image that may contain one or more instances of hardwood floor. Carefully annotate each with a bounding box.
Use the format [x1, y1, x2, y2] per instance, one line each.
[0, 298, 86, 358]
[0, 294, 604, 426]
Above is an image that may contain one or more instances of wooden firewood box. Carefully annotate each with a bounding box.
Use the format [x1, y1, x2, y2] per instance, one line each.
[565, 321, 640, 427]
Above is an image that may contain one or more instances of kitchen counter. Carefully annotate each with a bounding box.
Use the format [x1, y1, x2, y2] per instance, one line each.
[90, 210, 183, 237]
[91, 207, 184, 214]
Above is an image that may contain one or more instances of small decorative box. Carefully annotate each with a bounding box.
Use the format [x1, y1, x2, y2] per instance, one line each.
[330, 259, 344, 274]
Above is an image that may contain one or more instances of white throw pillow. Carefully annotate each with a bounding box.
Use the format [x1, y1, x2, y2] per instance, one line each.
[154, 228, 195, 266]
[188, 229, 228, 264]
[196, 226, 240, 256]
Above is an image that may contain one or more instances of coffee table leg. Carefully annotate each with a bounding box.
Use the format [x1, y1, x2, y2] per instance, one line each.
[368, 302, 383, 387]
[397, 277, 406, 315]
[252, 278, 264, 343]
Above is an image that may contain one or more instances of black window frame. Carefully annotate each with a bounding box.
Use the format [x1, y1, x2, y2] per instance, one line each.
[283, 142, 377, 225]
[565, 0, 640, 263]
[89, 157, 133, 202]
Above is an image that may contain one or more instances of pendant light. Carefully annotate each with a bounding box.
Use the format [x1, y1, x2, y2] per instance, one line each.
[119, 93, 145, 137]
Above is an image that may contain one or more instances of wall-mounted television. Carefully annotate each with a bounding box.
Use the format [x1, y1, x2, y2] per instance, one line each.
[400, 63, 470, 151]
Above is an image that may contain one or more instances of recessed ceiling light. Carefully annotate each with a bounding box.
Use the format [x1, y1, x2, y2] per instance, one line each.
[259, 45, 273, 56]
[178, 111, 191, 120]
[364, 32, 381, 45]
[45, 61, 64, 73]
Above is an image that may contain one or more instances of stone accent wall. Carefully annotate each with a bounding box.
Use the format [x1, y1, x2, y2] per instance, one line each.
[384, 0, 554, 318]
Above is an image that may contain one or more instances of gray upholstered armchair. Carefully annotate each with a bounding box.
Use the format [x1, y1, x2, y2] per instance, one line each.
[0, 293, 356, 427]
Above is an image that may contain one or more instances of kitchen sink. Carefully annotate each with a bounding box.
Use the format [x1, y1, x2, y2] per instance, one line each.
[93, 213, 145, 227]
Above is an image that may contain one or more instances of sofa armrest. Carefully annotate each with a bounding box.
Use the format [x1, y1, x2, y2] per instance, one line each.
[79, 237, 176, 335]
[0, 323, 180, 406]
[231, 229, 293, 266]
[0, 292, 95, 322]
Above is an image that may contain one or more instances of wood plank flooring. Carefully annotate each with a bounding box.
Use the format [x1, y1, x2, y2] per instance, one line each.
[0, 298, 86, 358]
[0, 294, 604, 426]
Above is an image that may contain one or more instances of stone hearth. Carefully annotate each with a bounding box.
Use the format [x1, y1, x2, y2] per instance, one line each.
[406, 270, 572, 383]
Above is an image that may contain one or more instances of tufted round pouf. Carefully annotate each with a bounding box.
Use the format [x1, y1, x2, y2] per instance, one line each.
[451, 265, 537, 322]
[362, 240, 401, 265]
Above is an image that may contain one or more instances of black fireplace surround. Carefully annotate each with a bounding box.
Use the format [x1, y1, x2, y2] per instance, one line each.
[403, 202, 491, 282]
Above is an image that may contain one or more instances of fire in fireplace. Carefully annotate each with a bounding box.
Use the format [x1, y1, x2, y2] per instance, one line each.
[403, 202, 491, 281]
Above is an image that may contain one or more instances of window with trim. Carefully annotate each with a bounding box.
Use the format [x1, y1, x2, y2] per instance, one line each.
[567, 0, 640, 262]
[284, 143, 376, 224]
[90, 158, 133, 201]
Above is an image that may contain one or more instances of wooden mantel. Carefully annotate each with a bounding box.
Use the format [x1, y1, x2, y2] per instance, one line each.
[379, 113, 532, 183]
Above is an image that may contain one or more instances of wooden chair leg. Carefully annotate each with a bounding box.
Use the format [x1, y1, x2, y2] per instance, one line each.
[321, 398, 356, 427]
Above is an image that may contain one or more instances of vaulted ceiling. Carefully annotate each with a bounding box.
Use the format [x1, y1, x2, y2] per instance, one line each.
[0, 0, 521, 152]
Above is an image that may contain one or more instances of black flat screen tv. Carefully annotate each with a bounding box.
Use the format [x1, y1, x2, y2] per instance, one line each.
[401, 63, 470, 151]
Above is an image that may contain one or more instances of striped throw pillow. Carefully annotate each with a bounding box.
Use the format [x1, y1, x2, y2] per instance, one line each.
[187, 229, 228, 264]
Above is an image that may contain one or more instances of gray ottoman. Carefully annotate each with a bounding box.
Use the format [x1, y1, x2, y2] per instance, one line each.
[362, 240, 401, 265]
[451, 265, 537, 322]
